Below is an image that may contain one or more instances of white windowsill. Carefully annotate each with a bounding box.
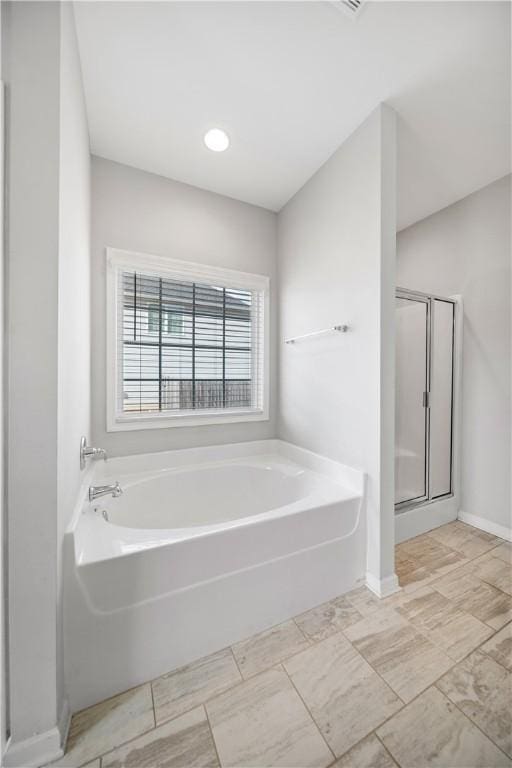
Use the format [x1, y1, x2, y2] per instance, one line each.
[107, 408, 269, 432]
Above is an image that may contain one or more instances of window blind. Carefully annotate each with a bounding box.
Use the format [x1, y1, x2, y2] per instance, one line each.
[116, 269, 265, 417]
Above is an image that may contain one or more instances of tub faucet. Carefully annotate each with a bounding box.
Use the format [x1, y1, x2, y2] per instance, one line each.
[89, 482, 122, 502]
[80, 436, 107, 470]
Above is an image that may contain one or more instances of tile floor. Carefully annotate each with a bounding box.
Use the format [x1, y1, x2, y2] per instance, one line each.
[54, 522, 512, 768]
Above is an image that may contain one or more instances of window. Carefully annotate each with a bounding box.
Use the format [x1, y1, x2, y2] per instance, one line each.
[147, 308, 184, 336]
[106, 249, 269, 430]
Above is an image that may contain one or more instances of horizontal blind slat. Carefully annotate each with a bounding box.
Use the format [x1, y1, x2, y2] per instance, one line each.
[118, 268, 261, 415]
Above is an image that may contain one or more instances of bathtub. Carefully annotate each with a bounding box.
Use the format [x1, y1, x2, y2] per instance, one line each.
[64, 439, 365, 711]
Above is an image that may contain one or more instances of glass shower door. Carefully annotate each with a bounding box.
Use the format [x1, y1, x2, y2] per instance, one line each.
[395, 296, 429, 506]
[395, 290, 456, 511]
[429, 299, 455, 498]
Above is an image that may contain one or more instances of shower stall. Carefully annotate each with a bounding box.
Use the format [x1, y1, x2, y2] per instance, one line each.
[395, 288, 461, 533]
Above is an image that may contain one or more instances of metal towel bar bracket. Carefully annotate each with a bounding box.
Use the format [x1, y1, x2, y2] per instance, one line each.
[285, 324, 349, 345]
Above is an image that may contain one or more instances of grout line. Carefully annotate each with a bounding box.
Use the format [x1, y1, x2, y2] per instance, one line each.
[338, 626, 409, 707]
[479, 647, 512, 675]
[292, 615, 314, 645]
[71, 679, 155, 718]
[71, 714, 160, 767]
[283, 624, 422, 764]
[332, 575, 508, 767]
[333, 615, 509, 738]
[203, 704, 223, 768]
[393, 601, 500, 669]
[325, 730, 400, 768]
[433, 681, 512, 762]
[149, 678, 157, 729]
[229, 623, 329, 683]
[473, 620, 512, 673]
[151, 690, 235, 731]
[374, 731, 400, 767]
[280, 662, 336, 763]
[92, 722, 159, 767]
[398, 530, 510, 600]
[228, 646, 244, 682]
[98, 703, 221, 767]
[143, 644, 330, 735]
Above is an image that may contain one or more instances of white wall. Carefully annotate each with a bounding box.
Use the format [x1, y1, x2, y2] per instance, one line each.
[0, 2, 6, 756]
[57, 0, 91, 730]
[277, 105, 398, 593]
[397, 175, 511, 535]
[91, 156, 277, 457]
[3, 1, 91, 761]
[4, 0, 61, 749]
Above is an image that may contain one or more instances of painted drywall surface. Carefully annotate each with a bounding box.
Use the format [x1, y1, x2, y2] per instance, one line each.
[397, 175, 511, 531]
[4, 0, 60, 742]
[0, 2, 6, 756]
[57, 0, 90, 727]
[3, 1, 90, 750]
[91, 156, 277, 457]
[277, 105, 397, 584]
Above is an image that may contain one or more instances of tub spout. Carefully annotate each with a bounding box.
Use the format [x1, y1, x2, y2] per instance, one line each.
[89, 482, 122, 502]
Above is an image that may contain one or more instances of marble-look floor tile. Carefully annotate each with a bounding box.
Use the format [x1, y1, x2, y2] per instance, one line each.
[345, 586, 384, 616]
[394, 545, 433, 589]
[56, 685, 154, 767]
[152, 648, 241, 725]
[481, 623, 512, 670]
[284, 631, 402, 757]
[437, 650, 512, 758]
[334, 735, 397, 768]
[206, 667, 332, 768]
[432, 573, 512, 629]
[493, 542, 512, 564]
[102, 706, 219, 768]
[344, 607, 453, 702]
[377, 685, 511, 768]
[428, 522, 502, 559]
[398, 534, 469, 578]
[393, 586, 493, 660]
[471, 554, 512, 595]
[395, 558, 434, 590]
[231, 620, 309, 678]
[295, 595, 362, 642]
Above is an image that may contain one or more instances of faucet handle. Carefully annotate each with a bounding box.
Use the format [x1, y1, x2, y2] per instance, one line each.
[80, 436, 108, 470]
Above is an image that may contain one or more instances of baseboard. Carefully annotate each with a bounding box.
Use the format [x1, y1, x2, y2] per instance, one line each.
[3, 726, 63, 767]
[458, 511, 512, 542]
[365, 571, 401, 598]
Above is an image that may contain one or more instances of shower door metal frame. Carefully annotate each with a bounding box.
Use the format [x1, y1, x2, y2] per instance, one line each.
[395, 287, 456, 514]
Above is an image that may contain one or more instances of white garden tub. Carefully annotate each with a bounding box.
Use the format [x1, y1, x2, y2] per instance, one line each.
[64, 439, 365, 711]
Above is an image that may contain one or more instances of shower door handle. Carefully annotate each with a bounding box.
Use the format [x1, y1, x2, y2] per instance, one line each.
[423, 391, 431, 408]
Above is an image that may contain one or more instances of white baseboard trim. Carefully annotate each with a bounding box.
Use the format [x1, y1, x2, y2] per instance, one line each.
[3, 726, 63, 767]
[458, 511, 512, 542]
[365, 571, 401, 598]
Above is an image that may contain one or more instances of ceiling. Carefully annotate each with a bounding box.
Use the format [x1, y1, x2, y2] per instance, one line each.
[74, 1, 510, 230]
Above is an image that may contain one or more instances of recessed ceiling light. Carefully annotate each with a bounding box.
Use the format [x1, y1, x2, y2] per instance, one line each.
[204, 128, 230, 152]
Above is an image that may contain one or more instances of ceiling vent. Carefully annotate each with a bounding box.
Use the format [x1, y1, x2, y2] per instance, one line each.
[330, 0, 366, 20]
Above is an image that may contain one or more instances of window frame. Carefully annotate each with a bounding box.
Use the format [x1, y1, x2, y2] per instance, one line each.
[106, 247, 270, 431]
